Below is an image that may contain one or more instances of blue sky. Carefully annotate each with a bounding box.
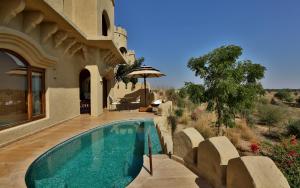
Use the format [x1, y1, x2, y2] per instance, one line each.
[115, 0, 300, 89]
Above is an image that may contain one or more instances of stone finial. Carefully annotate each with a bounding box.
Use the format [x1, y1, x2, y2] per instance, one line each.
[23, 11, 44, 34]
[0, 0, 25, 25]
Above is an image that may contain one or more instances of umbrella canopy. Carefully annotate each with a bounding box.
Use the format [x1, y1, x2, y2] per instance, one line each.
[127, 66, 166, 78]
[127, 66, 165, 106]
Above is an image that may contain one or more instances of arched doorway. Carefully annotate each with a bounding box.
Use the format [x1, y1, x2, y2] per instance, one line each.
[102, 10, 110, 36]
[79, 69, 91, 114]
[102, 78, 108, 109]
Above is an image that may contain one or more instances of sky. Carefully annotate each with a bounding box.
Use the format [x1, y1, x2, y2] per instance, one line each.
[115, 0, 300, 89]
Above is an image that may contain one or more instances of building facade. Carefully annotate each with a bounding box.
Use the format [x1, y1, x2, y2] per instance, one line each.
[0, 0, 135, 146]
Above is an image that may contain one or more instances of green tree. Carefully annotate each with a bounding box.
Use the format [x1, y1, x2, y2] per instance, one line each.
[257, 104, 284, 132]
[115, 57, 144, 87]
[187, 45, 266, 134]
[181, 82, 205, 105]
[274, 89, 294, 102]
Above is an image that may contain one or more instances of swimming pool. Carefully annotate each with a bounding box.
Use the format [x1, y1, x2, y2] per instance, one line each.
[25, 119, 162, 188]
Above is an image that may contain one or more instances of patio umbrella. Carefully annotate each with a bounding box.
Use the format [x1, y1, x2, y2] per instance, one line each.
[127, 66, 165, 106]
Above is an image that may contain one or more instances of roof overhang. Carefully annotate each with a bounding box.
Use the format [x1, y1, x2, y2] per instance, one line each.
[23, 0, 126, 65]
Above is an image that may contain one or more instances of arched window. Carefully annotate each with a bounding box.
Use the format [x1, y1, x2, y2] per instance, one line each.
[119, 47, 127, 55]
[0, 49, 45, 130]
[102, 10, 110, 36]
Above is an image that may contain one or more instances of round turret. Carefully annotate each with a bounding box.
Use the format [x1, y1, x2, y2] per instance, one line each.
[114, 26, 128, 54]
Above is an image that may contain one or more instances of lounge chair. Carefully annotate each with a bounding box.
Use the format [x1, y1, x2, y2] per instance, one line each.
[130, 96, 141, 104]
[108, 96, 121, 111]
[151, 99, 162, 107]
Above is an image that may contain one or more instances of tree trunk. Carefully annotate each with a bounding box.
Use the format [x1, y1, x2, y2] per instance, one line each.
[216, 101, 223, 136]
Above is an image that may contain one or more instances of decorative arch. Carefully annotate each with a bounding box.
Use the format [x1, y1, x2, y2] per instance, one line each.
[0, 27, 57, 68]
[102, 10, 110, 36]
[119, 47, 127, 55]
[79, 69, 91, 114]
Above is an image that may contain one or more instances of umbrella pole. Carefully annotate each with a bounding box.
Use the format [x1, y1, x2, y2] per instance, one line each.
[144, 76, 147, 106]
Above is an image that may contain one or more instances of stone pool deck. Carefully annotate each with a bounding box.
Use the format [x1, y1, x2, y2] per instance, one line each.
[129, 155, 211, 188]
[0, 111, 204, 188]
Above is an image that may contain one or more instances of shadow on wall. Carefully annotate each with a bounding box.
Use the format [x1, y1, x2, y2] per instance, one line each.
[115, 88, 155, 110]
[111, 82, 155, 110]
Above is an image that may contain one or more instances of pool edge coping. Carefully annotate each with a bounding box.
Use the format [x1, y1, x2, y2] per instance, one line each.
[24, 117, 156, 187]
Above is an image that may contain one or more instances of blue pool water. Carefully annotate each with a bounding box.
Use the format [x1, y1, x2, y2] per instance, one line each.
[25, 120, 162, 188]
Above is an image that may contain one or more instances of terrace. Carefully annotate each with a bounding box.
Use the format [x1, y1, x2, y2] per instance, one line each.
[0, 111, 204, 188]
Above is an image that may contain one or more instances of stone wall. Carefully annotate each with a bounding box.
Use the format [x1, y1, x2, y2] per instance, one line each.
[157, 125, 290, 188]
[0, 0, 128, 147]
[153, 101, 173, 154]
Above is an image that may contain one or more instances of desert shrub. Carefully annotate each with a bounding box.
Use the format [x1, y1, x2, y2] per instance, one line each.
[287, 120, 300, 138]
[258, 97, 269, 105]
[271, 97, 280, 105]
[194, 123, 215, 139]
[257, 104, 285, 131]
[178, 87, 187, 98]
[275, 90, 294, 102]
[190, 107, 203, 121]
[167, 115, 177, 134]
[158, 90, 164, 97]
[165, 88, 186, 108]
[264, 136, 300, 188]
[296, 97, 300, 104]
[185, 100, 198, 112]
[193, 112, 215, 138]
[226, 129, 241, 147]
[176, 97, 185, 108]
[175, 108, 183, 117]
[165, 88, 177, 102]
[237, 121, 257, 142]
[246, 114, 256, 127]
[178, 111, 190, 125]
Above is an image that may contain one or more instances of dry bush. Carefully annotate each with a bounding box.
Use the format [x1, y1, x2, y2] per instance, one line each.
[225, 119, 259, 148]
[178, 110, 190, 125]
[192, 112, 216, 138]
[190, 107, 204, 121]
[236, 120, 258, 142]
[225, 129, 241, 147]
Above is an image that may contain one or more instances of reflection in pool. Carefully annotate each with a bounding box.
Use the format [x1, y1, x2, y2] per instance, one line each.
[25, 120, 162, 188]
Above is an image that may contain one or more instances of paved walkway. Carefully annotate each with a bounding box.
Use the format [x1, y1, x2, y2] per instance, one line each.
[0, 111, 155, 188]
[0, 111, 208, 188]
[128, 155, 211, 188]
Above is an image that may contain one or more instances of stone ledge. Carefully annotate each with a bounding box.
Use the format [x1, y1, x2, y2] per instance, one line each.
[227, 156, 290, 188]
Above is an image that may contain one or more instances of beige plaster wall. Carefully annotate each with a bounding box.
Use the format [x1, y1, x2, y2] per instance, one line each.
[45, 0, 115, 38]
[98, 0, 115, 37]
[44, 0, 63, 13]
[127, 50, 136, 65]
[114, 26, 127, 50]
[0, 1, 115, 146]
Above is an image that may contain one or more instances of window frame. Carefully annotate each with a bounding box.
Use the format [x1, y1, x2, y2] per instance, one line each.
[0, 49, 46, 130]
